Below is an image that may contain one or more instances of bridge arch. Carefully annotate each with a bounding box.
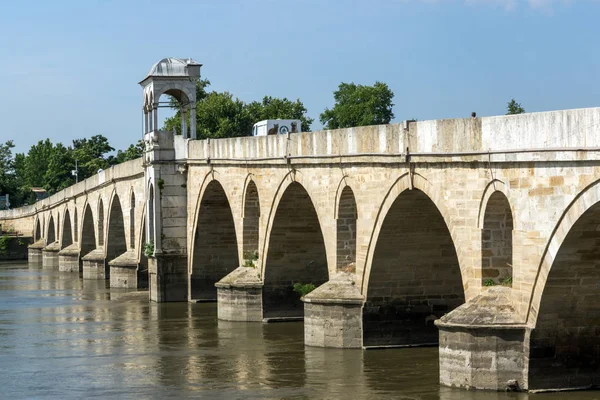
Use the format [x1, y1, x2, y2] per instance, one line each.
[480, 187, 514, 287]
[361, 173, 465, 347]
[527, 178, 600, 389]
[190, 178, 239, 301]
[97, 197, 105, 247]
[242, 178, 260, 260]
[73, 207, 78, 242]
[80, 202, 96, 260]
[129, 189, 136, 250]
[262, 177, 329, 319]
[106, 191, 127, 262]
[336, 185, 357, 273]
[61, 208, 73, 249]
[34, 217, 41, 241]
[46, 213, 56, 244]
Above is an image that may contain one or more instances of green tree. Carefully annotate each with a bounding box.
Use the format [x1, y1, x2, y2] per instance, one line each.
[0, 141, 15, 197]
[72, 135, 115, 180]
[44, 143, 74, 193]
[320, 82, 395, 129]
[245, 96, 313, 132]
[506, 99, 525, 115]
[164, 79, 211, 135]
[22, 139, 54, 188]
[108, 140, 145, 165]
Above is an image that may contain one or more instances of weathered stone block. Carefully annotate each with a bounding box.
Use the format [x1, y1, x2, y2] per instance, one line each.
[58, 243, 80, 272]
[149, 254, 187, 302]
[215, 266, 263, 321]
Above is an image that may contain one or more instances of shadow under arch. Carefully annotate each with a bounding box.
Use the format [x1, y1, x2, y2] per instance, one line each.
[61, 208, 73, 249]
[242, 178, 260, 259]
[361, 174, 465, 347]
[262, 180, 329, 319]
[480, 189, 514, 286]
[106, 192, 127, 263]
[336, 185, 357, 272]
[34, 217, 41, 241]
[46, 214, 56, 244]
[190, 179, 239, 301]
[79, 202, 97, 270]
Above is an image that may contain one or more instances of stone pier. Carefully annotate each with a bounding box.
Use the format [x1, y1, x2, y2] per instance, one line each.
[42, 241, 60, 267]
[149, 255, 188, 302]
[216, 266, 263, 321]
[28, 239, 45, 263]
[303, 273, 364, 348]
[109, 250, 139, 288]
[58, 243, 80, 272]
[82, 248, 107, 279]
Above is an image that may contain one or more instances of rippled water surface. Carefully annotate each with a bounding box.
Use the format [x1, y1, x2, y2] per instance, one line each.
[0, 262, 598, 399]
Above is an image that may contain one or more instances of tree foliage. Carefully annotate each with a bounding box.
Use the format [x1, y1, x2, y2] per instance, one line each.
[320, 82, 395, 129]
[163, 79, 313, 137]
[506, 99, 525, 115]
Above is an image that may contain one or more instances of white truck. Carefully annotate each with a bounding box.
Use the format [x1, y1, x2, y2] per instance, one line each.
[252, 119, 302, 136]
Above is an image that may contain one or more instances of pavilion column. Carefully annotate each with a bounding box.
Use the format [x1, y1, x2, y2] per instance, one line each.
[144, 109, 149, 134]
[181, 107, 188, 138]
[189, 102, 196, 139]
[153, 104, 158, 133]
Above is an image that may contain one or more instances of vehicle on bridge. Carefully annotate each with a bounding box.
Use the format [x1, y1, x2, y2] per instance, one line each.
[252, 119, 301, 136]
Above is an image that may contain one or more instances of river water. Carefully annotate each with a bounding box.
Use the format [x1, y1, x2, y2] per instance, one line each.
[0, 261, 597, 400]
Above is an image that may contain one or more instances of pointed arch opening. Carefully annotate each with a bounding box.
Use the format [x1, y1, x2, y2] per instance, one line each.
[107, 194, 127, 262]
[47, 215, 56, 244]
[98, 199, 105, 247]
[364, 189, 464, 347]
[130, 191, 136, 249]
[61, 209, 73, 249]
[243, 180, 260, 261]
[529, 201, 600, 390]
[80, 204, 96, 266]
[263, 182, 328, 319]
[481, 192, 513, 286]
[57, 212, 60, 241]
[148, 185, 155, 245]
[73, 208, 78, 242]
[337, 186, 357, 273]
[191, 180, 239, 301]
[34, 218, 41, 241]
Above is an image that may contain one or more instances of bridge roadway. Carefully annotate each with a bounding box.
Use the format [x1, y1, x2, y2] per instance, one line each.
[2, 106, 600, 392]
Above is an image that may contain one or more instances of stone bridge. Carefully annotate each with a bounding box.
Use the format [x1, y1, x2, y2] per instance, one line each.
[2, 59, 600, 392]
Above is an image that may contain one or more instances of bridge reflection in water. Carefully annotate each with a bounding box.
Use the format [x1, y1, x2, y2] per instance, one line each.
[0, 261, 597, 399]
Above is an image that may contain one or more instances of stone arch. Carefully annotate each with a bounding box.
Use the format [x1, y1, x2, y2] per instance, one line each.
[336, 185, 357, 273]
[362, 175, 464, 347]
[46, 214, 56, 244]
[262, 181, 329, 319]
[56, 211, 60, 241]
[528, 198, 600, 390]
[61, 208, 73, 249]
[481, 191, 513, 286]
[242, 178, 260, 260]
[190, 179, 239, 301]
[106, 192, 127, 262]
[34, 217, 41, 241]
[147, 183, 155, 246]
[129, 189, 136, 249]
[98, 197, 105, 247]
[80, 202, 96, 261]
[136, 208, 149, 289]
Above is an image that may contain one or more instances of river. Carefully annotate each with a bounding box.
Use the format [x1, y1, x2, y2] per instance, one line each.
[0, 261, 597, 399]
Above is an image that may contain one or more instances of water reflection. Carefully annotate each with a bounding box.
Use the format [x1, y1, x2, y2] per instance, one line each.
[1, 261, 599, 399]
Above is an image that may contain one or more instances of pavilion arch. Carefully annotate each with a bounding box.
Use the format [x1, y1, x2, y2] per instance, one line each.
[80, 202, 97, 262]
[61, 208, 73, 249]
[335, 184, 358, 273]
[106, 191, 127, 262]
[46, 214, 56, 244]
[262, 178, 329, 319]
[527, 178, 600, 389]
[98, 197, 105, 247]
[190, 178, 239, 301]
[242, 177, 260, 260]
[479, 183, 514, 286]
[361, 173, 465, 347]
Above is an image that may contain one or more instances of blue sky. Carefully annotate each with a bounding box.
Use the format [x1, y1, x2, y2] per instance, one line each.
[1, 0, 599, 154]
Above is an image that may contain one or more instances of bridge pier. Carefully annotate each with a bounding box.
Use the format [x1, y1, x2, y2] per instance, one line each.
[215, 266, 263, 321]
[435, 287, 530, 391]
[82, 249, 107, 279]
[28, 239, 45, 263]
[149, 254, 187, 302]
[58, 244, 80, 272]
[302, 274, 364, 348]
[109, 251, 139, 288]
[42, 242, 60, 267]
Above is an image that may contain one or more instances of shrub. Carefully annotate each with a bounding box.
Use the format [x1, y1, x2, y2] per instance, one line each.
[483, 278, 496, 287]
[292, 282, 316, 298]
[143, 241, 154, 257]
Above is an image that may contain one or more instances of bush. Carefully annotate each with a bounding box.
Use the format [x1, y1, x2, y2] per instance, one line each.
[292, 282, 316, 298]
[483, 278, 496, 287]
[143, 241, 154, 258]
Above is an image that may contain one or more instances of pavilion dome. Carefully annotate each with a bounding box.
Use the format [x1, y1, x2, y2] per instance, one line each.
[144, 57, 201, 79]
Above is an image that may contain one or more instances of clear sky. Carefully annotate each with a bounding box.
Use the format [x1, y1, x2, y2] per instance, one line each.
[1, 0, 599, 154]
